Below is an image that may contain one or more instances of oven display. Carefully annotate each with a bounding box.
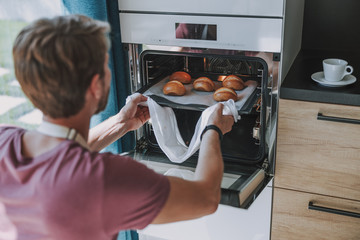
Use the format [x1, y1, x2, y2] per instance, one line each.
[175, 23, 217, 41]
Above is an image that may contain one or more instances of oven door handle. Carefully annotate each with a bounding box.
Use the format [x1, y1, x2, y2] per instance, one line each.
[308, 201, 360, 218]
[317, 113, 360, 125]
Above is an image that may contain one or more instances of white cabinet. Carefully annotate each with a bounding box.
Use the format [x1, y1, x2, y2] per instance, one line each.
[139, 180, 273, 240]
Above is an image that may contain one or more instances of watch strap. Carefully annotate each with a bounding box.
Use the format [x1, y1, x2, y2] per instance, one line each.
[200, 124, 223, 141]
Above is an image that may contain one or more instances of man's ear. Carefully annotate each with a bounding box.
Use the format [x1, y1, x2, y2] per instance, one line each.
[88, 74, 102, 100]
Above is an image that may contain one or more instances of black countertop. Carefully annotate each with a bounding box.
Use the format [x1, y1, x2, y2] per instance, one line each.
[280, 49, 360, 106]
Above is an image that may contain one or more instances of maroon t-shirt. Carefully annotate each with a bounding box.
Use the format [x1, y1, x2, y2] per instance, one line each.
[0, 126, 170, 240]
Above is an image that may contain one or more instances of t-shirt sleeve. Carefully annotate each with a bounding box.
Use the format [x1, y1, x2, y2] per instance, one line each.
[100, 154, 170, 233]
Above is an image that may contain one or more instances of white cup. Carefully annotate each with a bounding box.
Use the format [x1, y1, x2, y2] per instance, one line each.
[323, 59, 353, 82]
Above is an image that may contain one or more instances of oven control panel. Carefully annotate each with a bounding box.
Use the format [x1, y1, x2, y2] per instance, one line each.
[120, 13, 282, 52]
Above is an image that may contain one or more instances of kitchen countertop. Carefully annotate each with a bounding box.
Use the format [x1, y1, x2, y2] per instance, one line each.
[280, 49, 360, 106]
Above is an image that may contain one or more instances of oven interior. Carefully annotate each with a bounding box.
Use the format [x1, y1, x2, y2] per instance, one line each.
[136, 51, 269, 167]
[129, 50, 272, 208]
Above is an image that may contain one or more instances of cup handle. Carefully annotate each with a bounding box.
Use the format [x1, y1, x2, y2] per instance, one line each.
[344, 65, 353, 76]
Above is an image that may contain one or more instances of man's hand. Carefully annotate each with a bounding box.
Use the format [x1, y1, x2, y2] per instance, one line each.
[207, 103, 234, 135]
[88, 93, 149, 151]
[117, 93, 150, 132]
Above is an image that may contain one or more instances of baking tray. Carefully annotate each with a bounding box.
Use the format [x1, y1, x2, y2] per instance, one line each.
[139, 76, 260, 114]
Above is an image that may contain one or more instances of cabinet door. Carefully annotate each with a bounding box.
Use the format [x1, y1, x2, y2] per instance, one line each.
[275, 99, 360, 200]
[272, 188, 360, 240]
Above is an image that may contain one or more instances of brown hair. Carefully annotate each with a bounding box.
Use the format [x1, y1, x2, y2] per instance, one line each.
[13, 15, 111, 118]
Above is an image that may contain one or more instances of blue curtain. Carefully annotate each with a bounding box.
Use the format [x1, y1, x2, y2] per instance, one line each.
[62, 1, 137, 239]
[62, 0, 135, 154]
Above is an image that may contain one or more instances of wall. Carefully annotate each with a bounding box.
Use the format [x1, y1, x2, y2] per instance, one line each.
[301, 0, 360, 52]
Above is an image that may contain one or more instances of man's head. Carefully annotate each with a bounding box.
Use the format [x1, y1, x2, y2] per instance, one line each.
[13, 15, 111, 118]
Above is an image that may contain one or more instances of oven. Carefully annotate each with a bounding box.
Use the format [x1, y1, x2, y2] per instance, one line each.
[117, 0, 304, 239]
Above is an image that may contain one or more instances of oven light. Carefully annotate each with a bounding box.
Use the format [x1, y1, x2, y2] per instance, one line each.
[217, 75, 226, 81]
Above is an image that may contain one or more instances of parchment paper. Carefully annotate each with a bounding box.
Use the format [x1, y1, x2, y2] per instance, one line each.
[143, 77, 258, 111]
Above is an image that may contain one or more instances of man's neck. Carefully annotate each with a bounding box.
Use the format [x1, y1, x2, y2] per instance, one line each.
[43, 111, 91, 141]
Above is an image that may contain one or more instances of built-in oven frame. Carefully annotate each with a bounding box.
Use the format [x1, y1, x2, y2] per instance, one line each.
[122, 46, 277, 208]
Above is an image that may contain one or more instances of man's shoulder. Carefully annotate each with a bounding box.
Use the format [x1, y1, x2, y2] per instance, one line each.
[0, 124, 24, 144]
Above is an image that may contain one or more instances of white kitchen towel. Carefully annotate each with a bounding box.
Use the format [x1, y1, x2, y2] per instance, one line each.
[144, 97, 239, 163]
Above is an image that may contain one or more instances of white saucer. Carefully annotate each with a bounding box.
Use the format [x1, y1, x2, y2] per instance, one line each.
[311, 72, 357, 87]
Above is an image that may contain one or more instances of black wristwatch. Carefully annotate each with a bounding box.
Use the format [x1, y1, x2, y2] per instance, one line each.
[200, 125, 223, 141]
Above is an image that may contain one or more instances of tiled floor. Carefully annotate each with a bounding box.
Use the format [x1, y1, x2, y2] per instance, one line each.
[18, 109, 43, 125]
[0, 68, 9, 76]
[9, 80, 20, 87]
[0, 67, 43, 125]
[0, 95, 26, 115]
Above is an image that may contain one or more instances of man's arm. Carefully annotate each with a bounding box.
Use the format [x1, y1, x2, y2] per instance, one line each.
[88, 93, 149, 151]
[152, 103, 234, 223]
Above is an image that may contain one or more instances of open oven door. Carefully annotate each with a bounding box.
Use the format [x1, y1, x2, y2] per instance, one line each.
[121, 150, 273, 240]
[122, 150, 268, 208]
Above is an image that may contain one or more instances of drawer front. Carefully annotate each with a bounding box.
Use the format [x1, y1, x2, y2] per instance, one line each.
[272, 187, 360, 240]
[275, 99, 360, 200]
[118, 0, 285, 17]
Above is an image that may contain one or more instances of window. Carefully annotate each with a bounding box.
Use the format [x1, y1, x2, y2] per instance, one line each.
[0, 0, 63, 129]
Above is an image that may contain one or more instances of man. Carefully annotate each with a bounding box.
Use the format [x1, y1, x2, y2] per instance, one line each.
[0, 15, 234, 239]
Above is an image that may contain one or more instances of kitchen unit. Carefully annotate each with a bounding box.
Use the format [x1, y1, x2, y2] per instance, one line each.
[271, 1, 360, 234]
[271, 0, 360, 238]
[115, 0, 360, 238]
[117, 0, 304, 239]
